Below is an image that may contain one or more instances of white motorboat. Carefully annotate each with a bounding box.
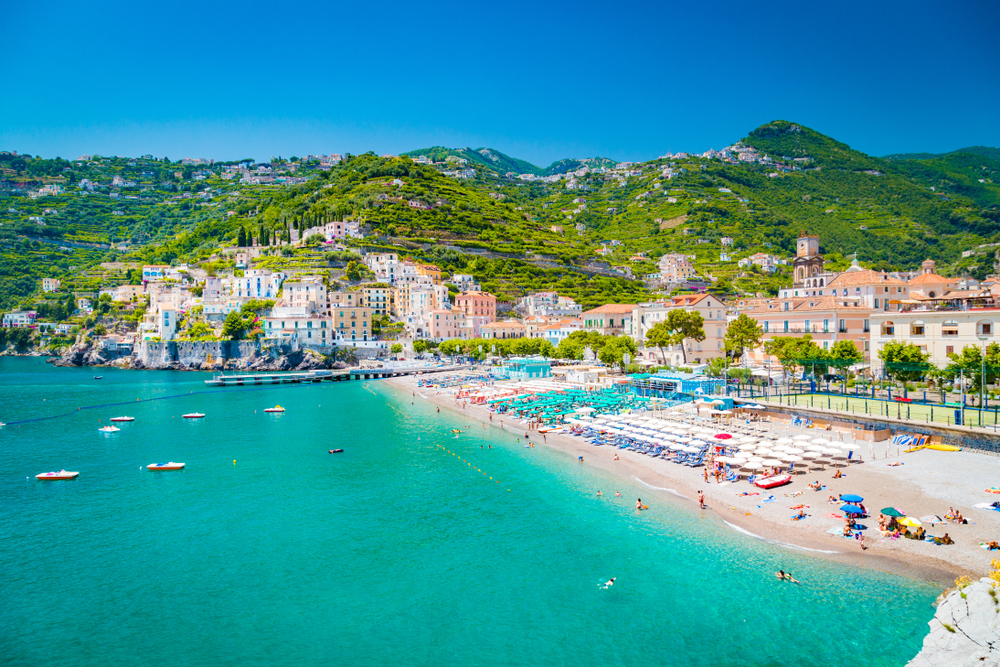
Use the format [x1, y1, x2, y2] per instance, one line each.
[182, 413, 205, 419]
[99, 425, 120, 433]
[36, 470, 79, 480]
[110, 416, 135, 423]
[147, 462, 185, 471]
[264, 405, 285, 413]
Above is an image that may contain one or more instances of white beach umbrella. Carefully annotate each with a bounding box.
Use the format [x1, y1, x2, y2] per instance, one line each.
[738, 443, 757, 451]
[760, 458, 784, 467]
[811, 438, 831, 445]
[746, 456, 765, 464]
[743, 462, 764, 470]
[784, 447, 805, 455]
[776, 438, 795, 445]
[801, 452, 822, 459]
[793, 434, 811, 441]
[782, 454, 803, 463]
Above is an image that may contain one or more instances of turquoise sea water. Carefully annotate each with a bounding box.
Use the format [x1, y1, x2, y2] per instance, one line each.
[0, 358, 937, 667]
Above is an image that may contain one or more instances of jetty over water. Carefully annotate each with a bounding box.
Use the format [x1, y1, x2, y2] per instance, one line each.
[204, 364, 468, 387]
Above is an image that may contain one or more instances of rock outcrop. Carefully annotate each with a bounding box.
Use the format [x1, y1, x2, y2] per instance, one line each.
[52, 340, 107, 367]
[908, 578, 1000, 666]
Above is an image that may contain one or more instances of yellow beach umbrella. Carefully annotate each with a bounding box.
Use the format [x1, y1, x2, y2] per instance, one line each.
[898, 517, 922, 527]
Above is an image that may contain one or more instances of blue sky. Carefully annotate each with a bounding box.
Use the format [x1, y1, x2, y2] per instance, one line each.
[3, 0, 998, 166]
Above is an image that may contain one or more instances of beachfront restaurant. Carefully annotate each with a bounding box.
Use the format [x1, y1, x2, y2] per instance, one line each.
[631, 371, 724, 398]
[496, 357, 552, 381]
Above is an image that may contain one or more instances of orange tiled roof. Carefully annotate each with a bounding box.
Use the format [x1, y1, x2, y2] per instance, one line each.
[827, 269, 907, 288]
[581, 303, 636, 315]
[909, 272, 956, 286]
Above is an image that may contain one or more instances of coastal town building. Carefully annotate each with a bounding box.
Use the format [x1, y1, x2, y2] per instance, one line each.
[481, 319, 527, 340]
[908, 259, 959, 299]
[582, 304, 635, 336]
[2, 310, 37, 327]
[231, 269, 285, 300]
[333, 305, 373, 343]
[142, 265, 169, 282]
[427, 308, 467, 341]
[42, 278, 61, 292]
[631, 294, 729, 364]
[264, 306, 332, 349]
[657, 254, 696, 283]
[454, 290, 497, 338]
[359, 284, 393, 315]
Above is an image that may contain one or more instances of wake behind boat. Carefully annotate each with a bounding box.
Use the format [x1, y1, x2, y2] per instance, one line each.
[36, 470, 79, 480]
[99, 425, 120, 433]
[183, 413, 205, 419]
[110, 416, 135, 423]
[147, 462, 185, 470]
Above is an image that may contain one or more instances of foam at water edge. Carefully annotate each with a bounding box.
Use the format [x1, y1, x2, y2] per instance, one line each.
[723, 520, 840, 554]
[632, 475, 690, 500]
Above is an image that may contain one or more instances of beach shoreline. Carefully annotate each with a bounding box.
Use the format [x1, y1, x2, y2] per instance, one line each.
[383, 373, 1000, 589]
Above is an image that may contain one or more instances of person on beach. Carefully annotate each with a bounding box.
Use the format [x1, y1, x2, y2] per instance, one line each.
[832, 470, 842, 479]
[703, 469, 709, 483]
[698, 491, 705, 509]
[613, 453, 619, 461]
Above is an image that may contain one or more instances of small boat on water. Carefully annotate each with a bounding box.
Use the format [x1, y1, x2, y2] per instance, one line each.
[93, 376, 102, 380]
[182, 413, 205, 419]
[264, 406, 285, 413]
[147, 462, 185, 470]
[329, 449, 344, 454]
[36, 470, 79, 480]
[110, 416, 135, 423]
[450, 429, 463, 434]
[98, 425, 120, 433]
[754, 474, 793, 489]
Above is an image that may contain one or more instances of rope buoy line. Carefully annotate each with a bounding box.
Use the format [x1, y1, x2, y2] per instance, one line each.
[2, 383, 318, 426]
[437, 443, 504, 487]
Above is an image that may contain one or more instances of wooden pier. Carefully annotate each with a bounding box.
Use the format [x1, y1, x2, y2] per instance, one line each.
[204, 365, 469, 387]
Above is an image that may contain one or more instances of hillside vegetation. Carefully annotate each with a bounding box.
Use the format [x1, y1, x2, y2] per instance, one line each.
[3, 120, 1000, 313]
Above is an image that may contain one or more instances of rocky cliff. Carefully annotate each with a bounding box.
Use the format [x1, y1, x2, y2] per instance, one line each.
[908, 578, 1000, 666]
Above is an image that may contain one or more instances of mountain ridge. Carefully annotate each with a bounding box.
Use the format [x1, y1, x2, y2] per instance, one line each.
[882, 145, 1000, 162]
[401, 146, 617, 176]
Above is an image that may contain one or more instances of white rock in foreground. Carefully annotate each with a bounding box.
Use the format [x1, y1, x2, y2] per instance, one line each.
[909, 578, 1000, 666]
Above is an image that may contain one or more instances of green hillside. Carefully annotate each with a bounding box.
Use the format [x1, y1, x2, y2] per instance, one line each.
[4, 120, 1000, 315]
[401, 147, 618, 176]
[883, 146, 1000, 162]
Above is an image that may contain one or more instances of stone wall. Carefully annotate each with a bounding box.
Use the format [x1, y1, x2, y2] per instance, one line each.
[137, 340, 296, 367]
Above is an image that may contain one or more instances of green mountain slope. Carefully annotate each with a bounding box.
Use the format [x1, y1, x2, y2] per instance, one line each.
[883, 146, 1000, 162]
[5, 121, 1000, 314]
[401, 147, 618, 176]
[402, 147, 543, 174]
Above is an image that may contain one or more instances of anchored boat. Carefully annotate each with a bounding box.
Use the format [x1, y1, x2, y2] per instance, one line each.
[147, 462, 185, 471]
[36, 470, 79, 480]
[182, 413, 205, 419]
[99, 425, 120, 433]
[110, 416, 135, 423]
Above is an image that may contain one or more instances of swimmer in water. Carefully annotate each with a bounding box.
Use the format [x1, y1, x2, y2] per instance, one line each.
[602, 577, 615, 589]
[615, 491, 621, 497]
[597, 490, 602, 497]
[636, 498, 643, 510]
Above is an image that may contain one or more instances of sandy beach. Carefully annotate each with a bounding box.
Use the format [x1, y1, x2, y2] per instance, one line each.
[385, 373, 1000, 588]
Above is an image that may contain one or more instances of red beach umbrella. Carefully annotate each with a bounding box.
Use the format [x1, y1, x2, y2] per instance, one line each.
[714, 433, 732, 439]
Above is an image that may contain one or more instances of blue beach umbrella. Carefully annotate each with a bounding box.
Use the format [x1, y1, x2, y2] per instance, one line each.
[841, 505, 865, 515]
[841, 494, 864, 503]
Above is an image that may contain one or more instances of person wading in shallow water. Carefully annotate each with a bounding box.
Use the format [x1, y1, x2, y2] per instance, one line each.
[698, 490, 705, 509]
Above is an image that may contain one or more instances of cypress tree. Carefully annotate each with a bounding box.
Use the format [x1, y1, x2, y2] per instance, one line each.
[237, 226, 246, 247]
